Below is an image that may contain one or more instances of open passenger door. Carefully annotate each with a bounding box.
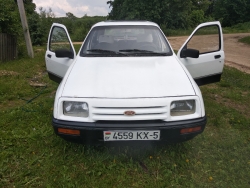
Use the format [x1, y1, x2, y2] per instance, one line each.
[45, 23, 76, 83]
[177, 21, 225, 86]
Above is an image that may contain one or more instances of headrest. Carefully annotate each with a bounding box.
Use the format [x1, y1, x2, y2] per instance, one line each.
[137, 34, 153, 42]
[98, 35, 114, 43]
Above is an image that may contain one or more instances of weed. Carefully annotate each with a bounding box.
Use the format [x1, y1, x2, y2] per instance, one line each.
[239, 36, 250, 45]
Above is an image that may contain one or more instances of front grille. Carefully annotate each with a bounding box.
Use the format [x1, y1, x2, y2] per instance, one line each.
[92, 106, 168, 121]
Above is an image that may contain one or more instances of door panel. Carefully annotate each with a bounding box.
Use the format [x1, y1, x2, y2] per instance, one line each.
[177, 21, 224, 86]
[45, 23, 76, 83]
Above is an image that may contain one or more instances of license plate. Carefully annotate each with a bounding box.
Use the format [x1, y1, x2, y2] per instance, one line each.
[103, 130, 160, 141]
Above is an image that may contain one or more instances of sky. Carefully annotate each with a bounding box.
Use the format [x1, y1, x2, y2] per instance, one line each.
[33, 0, 111, 17]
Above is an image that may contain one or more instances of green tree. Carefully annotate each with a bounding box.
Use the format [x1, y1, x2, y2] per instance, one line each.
[0, 0, 37, 57]
[189, 10, 205, 27]
[54, 15, 106, 42]
[64, 12, 77, 34]
[29, 7, 55, 45]
[107, 0, 201, 29]
[71, 16, 106, 41]
[213, 0, 250, 26]
[28, 11, 44, 45]
[0, 0, 21, 35]
[22, 0, 36, 15]
[66, 12, 76, 20]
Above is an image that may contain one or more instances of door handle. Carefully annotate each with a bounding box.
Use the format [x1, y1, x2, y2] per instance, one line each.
[214, 55, 221, 59]
[47, 54, 52, 58]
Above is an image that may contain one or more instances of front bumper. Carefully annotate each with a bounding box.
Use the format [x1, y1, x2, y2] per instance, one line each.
[52, 116, 207, 143]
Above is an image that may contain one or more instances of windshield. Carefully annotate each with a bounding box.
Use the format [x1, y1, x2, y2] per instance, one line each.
[80, 25, 173, 57]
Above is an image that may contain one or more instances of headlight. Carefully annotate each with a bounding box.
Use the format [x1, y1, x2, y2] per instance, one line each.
[63, 101, 89, 117]
[170, 100, 195, 116]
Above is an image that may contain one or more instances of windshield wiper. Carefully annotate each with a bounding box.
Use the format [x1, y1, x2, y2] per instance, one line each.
[119, 49, 167, 55]
[87, 49, 128, 56]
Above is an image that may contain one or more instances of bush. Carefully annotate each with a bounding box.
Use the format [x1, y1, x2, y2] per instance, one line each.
[223, 22, 250, 33]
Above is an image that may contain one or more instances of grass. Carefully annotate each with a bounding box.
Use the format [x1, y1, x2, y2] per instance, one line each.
[0, 46, 250, 187]
[239, 36, 250, 45]
[223, 22, 250, 34]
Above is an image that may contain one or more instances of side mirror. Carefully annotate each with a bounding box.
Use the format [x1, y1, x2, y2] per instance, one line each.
[55, 49, 74, 59]
[180, 48, 199, 58]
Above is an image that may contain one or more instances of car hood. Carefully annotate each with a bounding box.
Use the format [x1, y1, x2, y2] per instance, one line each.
[62, 56, 195, 98]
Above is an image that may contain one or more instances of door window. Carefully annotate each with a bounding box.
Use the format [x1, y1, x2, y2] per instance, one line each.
[187, 25, 220, 54]
[49, 26, 71, 52]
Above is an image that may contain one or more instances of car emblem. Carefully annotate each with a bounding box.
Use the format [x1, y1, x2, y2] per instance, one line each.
[124, 111, 136, 116]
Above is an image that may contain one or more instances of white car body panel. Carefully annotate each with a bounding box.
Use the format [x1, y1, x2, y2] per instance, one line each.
[45, 23, 76, 79]
[62, 56, 195, 98]
[93, 21, 159, 27]
[177, 21, 225, 80]
[178, 52, 225, 78]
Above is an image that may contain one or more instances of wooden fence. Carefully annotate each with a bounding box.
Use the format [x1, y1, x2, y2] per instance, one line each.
[0, 33, 17, 62]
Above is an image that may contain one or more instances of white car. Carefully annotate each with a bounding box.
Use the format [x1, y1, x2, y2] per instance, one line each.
[45, 21, 224, 143]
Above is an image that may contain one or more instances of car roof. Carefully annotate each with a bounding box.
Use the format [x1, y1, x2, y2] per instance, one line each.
[92, 20, 160, 28]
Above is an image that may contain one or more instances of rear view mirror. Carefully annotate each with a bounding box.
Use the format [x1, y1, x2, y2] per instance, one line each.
[180, 48, 199, 58]
[55, 49, 74, 59]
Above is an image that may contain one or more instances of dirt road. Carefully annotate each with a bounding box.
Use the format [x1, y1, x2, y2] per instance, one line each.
[168, 33, 250, 73]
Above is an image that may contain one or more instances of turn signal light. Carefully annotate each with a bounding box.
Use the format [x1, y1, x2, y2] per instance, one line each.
[58, 128, 80, 135]
[180, 126, 201, 134]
